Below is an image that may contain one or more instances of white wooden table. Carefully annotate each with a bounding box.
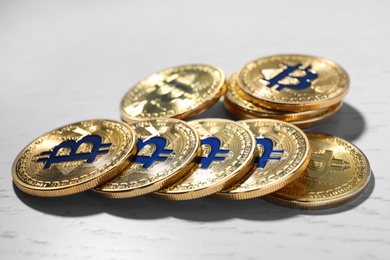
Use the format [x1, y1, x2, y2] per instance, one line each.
[1, 1, 388, 259]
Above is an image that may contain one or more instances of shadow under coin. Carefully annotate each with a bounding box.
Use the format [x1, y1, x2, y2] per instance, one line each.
[13, 183, 103, 217]
[15, 170, 374, 219]
[106, 194, 299, 221]
[305, 102, 366, 142]
[187, 99, 236, 121]
[15, 181, 299, 220]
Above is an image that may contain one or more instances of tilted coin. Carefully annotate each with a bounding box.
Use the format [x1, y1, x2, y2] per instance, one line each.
[225, 73, 330, 121]
[264, 132, 371, 209]
[93, 118, 200, 198]
[12, 120, 137, 197]
[216, 119, 310, 200]
[237, 54, 349, 112]
[155, 119, 257, 200]
[121, 64, 226, 122]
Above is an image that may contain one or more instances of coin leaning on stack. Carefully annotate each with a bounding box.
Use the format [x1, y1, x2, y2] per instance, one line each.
[12, 56, 371, 210]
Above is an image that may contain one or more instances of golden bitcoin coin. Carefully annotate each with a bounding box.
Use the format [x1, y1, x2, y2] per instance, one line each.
[225, 73, 332, 122]
[264, 132, 371, 209]
[121, 64, 226, 122]
[155, 119, 257, 200]
[12, 120, 137, 197]
[93, 118, 200, 198]
[237, 54, 349, 112]
[215, 119, 310, 200]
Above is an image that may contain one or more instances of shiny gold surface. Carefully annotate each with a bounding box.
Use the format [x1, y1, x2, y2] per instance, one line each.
[237, 54, 349, 112]
[155, 119, 257, 200]
[94, 118, 200, 198]
[121, 64, 226, 122]
[12, 120, 137, 197]
[264, 132, 371, 209]
[216, 119, 310, 200]
[225, 73, 330, 121]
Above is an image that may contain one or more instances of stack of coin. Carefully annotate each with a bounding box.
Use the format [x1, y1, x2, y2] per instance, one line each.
[225, 54, 349, 128]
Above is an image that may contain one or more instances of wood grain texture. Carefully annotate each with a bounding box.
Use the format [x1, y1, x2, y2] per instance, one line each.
[1, 1, 389, 259]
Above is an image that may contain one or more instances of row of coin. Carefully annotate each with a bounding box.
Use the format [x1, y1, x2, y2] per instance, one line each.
[12, 118, 371, 209]
[120, 54, 349, 128]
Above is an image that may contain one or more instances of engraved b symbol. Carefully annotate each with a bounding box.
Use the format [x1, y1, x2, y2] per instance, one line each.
[262, 63, 318, 91]
[308, 150, 349, 177]
[37, 135, 111, 169]
[256, 137, 283, 169]
[133, 137, 173, 168]
[199, 137, 229, 169]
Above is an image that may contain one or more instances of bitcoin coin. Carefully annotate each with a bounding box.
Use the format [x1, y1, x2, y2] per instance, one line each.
[264, 132, 371, 209]
[12, 120, 137, 197]
[121, 64, 226, 122]
[216, 119, 310, 200]
[155, 119, 257, 200]
[93, 118, 200, 198]
[237, 54, 349, 112]
[225, 73, 333, 122]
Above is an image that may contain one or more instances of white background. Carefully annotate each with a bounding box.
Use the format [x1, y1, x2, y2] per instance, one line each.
[1, 1, 389, 259]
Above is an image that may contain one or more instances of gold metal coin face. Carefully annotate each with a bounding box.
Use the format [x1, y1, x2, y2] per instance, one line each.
[121, 64, 226, 122]
[216, 119, 310, 200]
[264, 132, 371, 209]
[12, 120, 137, 197]
[155, 119, 257, 200]
[237, 54, 349, 111]
[225, 73, 331, 121]
[94, 118, 200, 198]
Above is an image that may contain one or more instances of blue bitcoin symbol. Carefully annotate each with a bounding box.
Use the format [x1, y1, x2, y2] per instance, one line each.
[256, 138, 284, 169]
[37, 135, 111, 169]
[263, 63, 318, 91]
[199, 137, 229, 169]
[134, 137, 173, 168]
